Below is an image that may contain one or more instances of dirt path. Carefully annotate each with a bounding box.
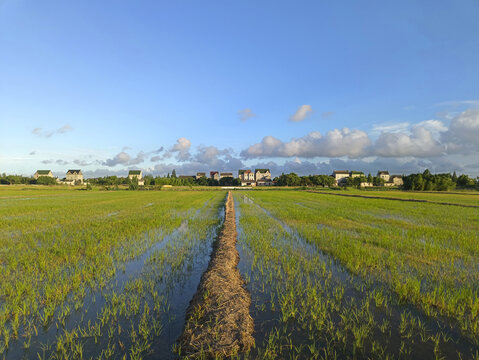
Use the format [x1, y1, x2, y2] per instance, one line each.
[178, 191, 254, 358]
[306, 190, 479, 208]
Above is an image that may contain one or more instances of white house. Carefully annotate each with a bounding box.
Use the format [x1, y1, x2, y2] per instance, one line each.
[220, 172, 234, 179]
[238, 169, 256, 186]
[332, 170, 349, 185]
[128, 170, 144, 186]
[255, 169, 271, 181]
[377, 171, 390, 182]
[34, 170, 53, 179]
[66, 170, 83, 184]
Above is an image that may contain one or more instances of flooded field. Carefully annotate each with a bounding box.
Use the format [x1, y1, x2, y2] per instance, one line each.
[1, 188, 478, 359]
[0, 189, 225, 359]
[234, 191, 479, 359]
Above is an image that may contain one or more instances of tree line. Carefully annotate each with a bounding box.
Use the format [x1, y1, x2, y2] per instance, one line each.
[402, 170, 478, 191]
[1, 169, 478, 191]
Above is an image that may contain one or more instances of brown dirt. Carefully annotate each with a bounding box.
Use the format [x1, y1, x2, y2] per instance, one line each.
[178, 191, 254, 358]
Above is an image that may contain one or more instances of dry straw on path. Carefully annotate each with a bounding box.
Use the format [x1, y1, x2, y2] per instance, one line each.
[178, 191, 254, 358]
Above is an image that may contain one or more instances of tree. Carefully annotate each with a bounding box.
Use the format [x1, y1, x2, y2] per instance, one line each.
[36, 176, 57, 185]
[171, 169, 177, 178]
[143, 175, 154, 186]
[373, 176, 385, 187]
[129, 176, 139, 190]
[452, 171, 458, 183]
[457, 174, 473, 187]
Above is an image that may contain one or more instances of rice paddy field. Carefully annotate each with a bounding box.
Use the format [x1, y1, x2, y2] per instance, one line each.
[1, 187, 479, 359]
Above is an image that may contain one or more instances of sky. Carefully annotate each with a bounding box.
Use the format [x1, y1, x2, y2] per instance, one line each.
[1, 0, 479, 178]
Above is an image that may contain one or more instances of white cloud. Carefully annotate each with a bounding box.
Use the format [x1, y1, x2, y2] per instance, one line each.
[444, 109, 479, 148]
[172, 137, 191, 152]
[56, 159, 69, 166]
[74, 159, 93, 166]
[416, 120, 447, 133]
[375, 126, 444, 157]
[32, 124, 73, 138]
[103, 152, 131, 167]
[371, 122, 410, 135]
[171, 137, 191, 161]
[290, 105, 313, 122]
[241, 128, 371, 159]
[238, 108, 256, 122]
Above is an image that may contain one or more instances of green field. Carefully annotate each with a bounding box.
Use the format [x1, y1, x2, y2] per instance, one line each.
[1, 187, 478, 359]
[313, 188, 479, 207]
[235, 190, 479, 359]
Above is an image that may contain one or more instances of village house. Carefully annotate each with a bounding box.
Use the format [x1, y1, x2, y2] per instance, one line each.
[383, 175, 404, 187]
[220, 172, 234, 179]
[210, 171, 219, 181]
[196, 172, 206, 179]
[34, 170, 53, 179]
[391, 175, 404, 186]
[377, 171, 390, 182]
[256, 179, 273, 186]
[238, 169, 256, 186]
[332, 170, 350, 185]
[350, 171, 364, 178]
[66, 169, 83, 184]
[128, 170, 144, 186]
[255, 169, 271, 180]
[255, 169, 272, 186]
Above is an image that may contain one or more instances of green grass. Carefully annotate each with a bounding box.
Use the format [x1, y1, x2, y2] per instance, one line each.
[235, 191, 479, 359]
[2, 186, 479, 359]
[312, 187, 479, 206]
[0, 188, 226, 358]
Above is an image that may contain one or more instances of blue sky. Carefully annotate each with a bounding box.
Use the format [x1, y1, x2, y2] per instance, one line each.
[1, 0, 479, 177]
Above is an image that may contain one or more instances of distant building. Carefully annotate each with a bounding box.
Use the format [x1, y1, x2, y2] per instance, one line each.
[66, 170, 83, 184]
[360, 182, 373, 187]
[255, 169, 271, 181]
[377, 171, 390, 182]
[196, 172, 206, 179]
[210, 171, 219, 181]
[128, 170, 144, 186]
[350, 171, 364, 178]
[332, 170, 349, 185]
[238, 169, 256, 186]
[238, 169, 254, 181]
[256, 179, 273, 186]
[179, 175, 196, 180]
[220, 172, 234, 179]
[391, 175, 403, 186]
[34, 170, 53, 179]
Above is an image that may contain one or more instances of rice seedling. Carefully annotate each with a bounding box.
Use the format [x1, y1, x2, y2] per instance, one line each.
[0, 188, 226, 359]
[234, 190, 479, 359]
